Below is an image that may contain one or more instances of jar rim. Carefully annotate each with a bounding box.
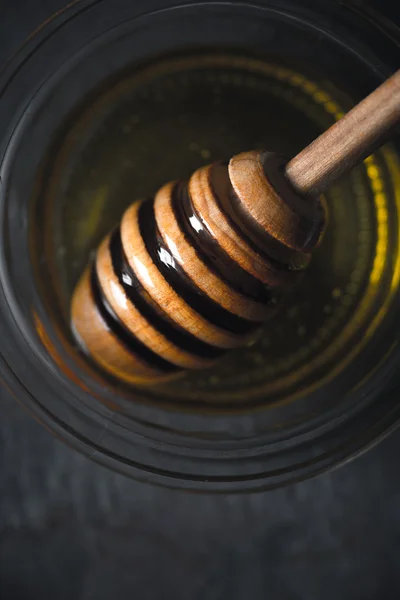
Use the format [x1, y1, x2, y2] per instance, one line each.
[1, 0, 400, 491]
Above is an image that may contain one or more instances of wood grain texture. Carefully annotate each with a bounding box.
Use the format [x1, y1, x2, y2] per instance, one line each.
[189, 163, 298, 287]
[229, 151, 323, 251]
[71, 268, 173, 385]
[71, 150, 322, 384]
[120, 200, 249, 348]
[154, 181, 268, 321]
[285, 70, 400, 196]
[95, 234, 215, 370]
[74, 68, 400, 384]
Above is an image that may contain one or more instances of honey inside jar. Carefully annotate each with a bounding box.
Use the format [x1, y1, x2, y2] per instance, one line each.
[33, 51, 400, 407]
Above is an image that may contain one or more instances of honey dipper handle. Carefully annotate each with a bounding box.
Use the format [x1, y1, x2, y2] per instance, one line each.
[285, 70, 400, 197]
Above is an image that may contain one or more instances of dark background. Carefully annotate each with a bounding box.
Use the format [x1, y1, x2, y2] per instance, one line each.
[1, 1, 400, 598]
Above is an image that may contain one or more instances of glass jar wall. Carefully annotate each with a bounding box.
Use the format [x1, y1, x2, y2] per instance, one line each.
[1, 0, 400, 490]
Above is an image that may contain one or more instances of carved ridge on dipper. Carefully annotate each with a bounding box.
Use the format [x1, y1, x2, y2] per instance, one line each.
[71, 149, 324, 384]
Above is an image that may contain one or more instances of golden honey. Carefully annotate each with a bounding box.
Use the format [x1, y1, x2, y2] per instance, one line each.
[33, 52, 400, 406]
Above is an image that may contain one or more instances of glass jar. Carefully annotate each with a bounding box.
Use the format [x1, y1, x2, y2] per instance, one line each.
[1, 0, 400, 491]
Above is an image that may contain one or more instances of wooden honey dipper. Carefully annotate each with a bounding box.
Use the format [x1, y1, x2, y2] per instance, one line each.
[72, 70, 400, 385]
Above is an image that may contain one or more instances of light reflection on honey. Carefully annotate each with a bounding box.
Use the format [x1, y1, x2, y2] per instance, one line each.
[35, 53, 400, 406]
